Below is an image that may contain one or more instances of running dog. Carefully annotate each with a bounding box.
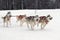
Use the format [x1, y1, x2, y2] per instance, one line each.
[39, 15, 53, 29]
[25, 15, 39, 30]
[2, 12, 12, 27]
[16, 15, 39, 30]
[16, 14, 26, 26]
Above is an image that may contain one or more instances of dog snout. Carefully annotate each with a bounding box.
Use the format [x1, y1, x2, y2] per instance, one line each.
[50, 17, 53, 20]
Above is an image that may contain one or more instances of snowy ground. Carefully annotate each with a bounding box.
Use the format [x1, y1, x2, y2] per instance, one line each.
[0, 9, 60, 40]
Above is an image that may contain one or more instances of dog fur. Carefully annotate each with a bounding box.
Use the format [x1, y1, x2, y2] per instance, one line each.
[16, 14, 26, 26]
[39, 15, 53, 29]
[2, 12, 12, 27]
[25, 15, 39, 30]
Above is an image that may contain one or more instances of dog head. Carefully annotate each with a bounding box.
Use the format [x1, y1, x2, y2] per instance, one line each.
[7, 12, 11, 14]
[47, 14, 53, 20]
[35, 15, 39, 17]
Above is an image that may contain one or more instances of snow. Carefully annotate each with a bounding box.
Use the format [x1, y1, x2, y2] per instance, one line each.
[0, 9, 60, 40]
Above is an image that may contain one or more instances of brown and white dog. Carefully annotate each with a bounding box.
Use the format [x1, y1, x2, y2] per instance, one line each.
[2, 12, 12, 27]
[16, 14, 26, 26]
[38, 15, 53, 29]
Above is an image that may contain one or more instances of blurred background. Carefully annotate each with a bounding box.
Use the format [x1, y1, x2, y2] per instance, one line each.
[0, 0, 60, 10]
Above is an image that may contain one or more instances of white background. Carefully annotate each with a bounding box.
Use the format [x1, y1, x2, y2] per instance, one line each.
[0, 9, 60, 40]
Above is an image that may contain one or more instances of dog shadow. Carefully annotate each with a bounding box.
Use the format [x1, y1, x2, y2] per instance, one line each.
[24, 28, 52, 32]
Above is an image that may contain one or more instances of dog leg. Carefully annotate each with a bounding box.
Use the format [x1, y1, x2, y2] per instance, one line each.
[37, 22, 39, 27]
[3, 20, 5, 27]
[31, 25, 34, 30]
[3, 22, 5, 27]
[42, 23, 46, 29]
[41, 23, 43, 30]
[20, 21, 23, 26]
[30, 23, 33, 30]
[27, 22, 29, 29]
[30, 23, 35, 30]
[9, 20, 11, 26]
[20, 20, 24, 27]
[6, 21, 8, 27]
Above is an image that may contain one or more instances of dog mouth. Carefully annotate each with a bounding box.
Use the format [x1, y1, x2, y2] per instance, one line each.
[49, 17, 52, 20]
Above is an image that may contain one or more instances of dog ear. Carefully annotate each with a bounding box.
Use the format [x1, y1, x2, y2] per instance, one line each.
[7, 12, 11, 14]
[47, 14, 50, 17]
[36, 15, 38, 17]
